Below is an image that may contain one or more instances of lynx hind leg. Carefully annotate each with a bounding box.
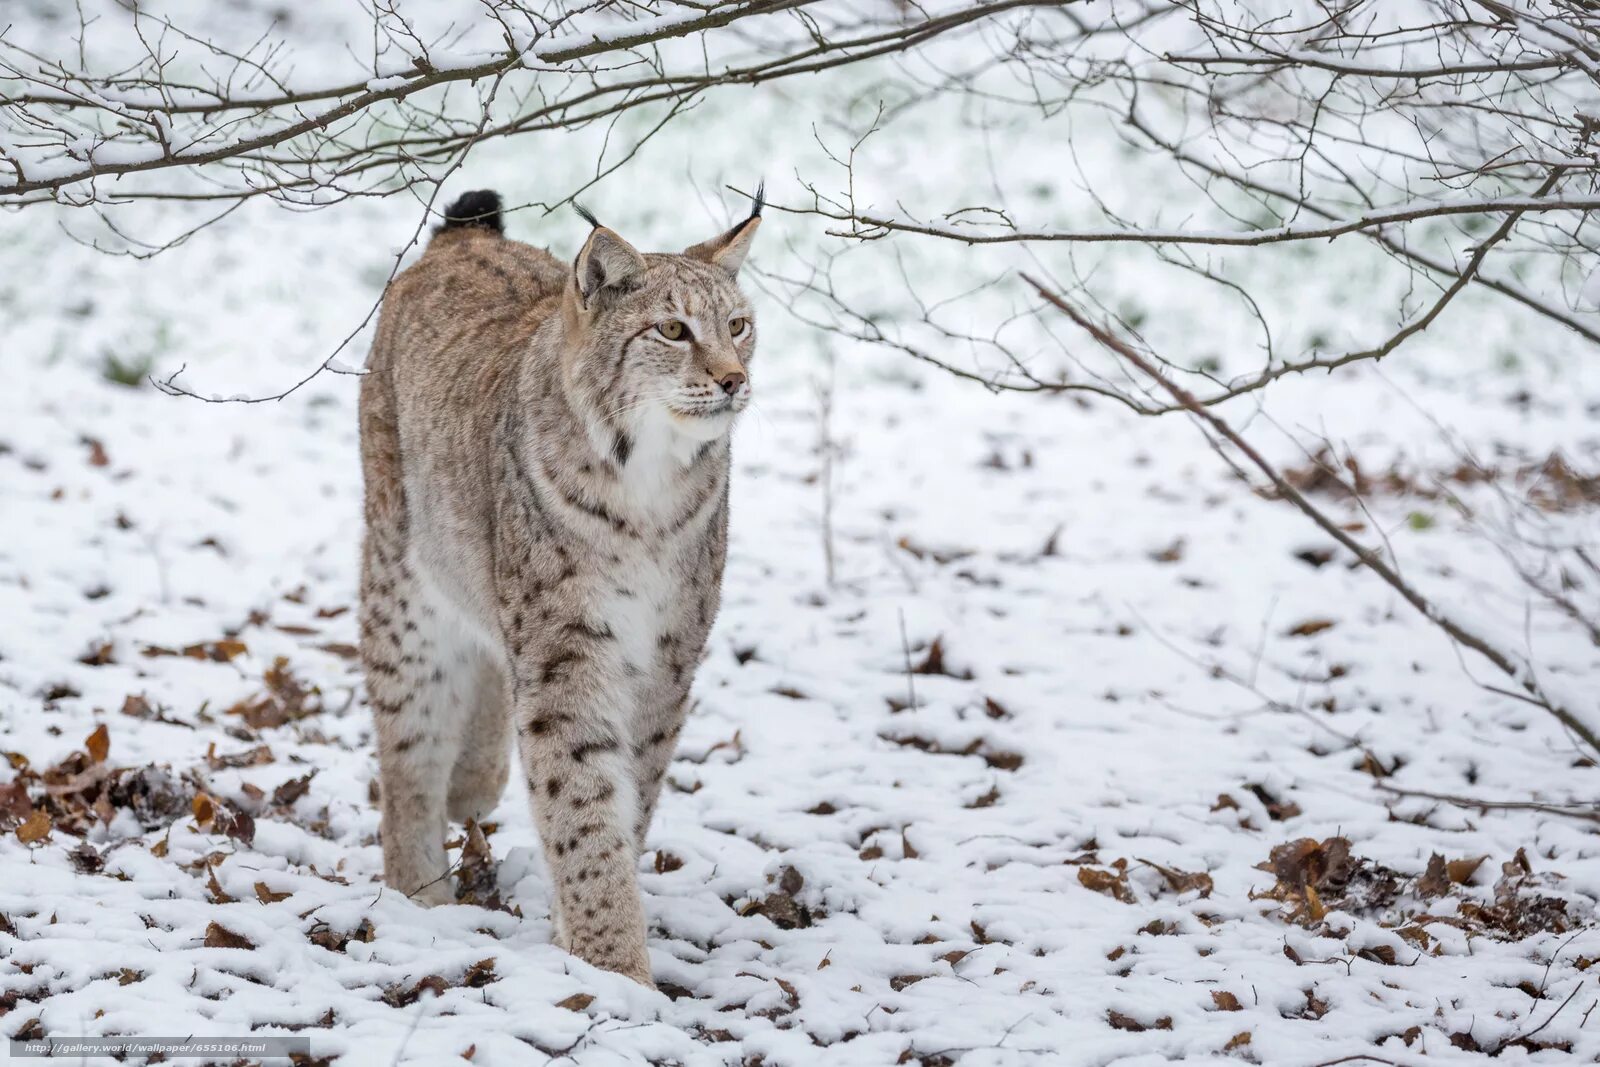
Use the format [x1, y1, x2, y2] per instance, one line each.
[364, 560, 476, 907]
[448, 658, 512, 824]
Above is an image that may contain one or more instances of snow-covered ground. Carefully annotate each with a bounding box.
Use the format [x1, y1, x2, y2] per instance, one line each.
[3, 3, 1599, 1064]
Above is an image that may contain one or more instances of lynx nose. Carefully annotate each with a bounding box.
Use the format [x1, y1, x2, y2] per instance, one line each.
[717, 370, 746, 395]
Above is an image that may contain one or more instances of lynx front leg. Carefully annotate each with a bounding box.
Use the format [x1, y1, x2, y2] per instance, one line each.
[628, 686, 689, 851]
[512, 658, 652, 986]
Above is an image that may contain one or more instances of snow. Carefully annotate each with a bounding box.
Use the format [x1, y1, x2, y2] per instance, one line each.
[2, 1, 1599, 1065]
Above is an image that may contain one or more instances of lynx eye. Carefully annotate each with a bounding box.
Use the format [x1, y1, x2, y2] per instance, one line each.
[729, 316, 750, 337]
[657, 320, 687, 341]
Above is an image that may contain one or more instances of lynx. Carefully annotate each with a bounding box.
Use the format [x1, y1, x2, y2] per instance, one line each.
[358, 187, 761, 985]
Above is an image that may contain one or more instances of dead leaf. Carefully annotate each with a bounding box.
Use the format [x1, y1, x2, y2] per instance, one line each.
[1078, 863, 1134, 904]
[1149, 537, 1185, 563]
[1246, 783, 1301, 821]
[1211, 990, 1242, 1011]
[462, 958, 498, 988]
[966, 785, 1001, 809]
[255, 882, 292, 904]
[1224, 1032, 1252, 1051]
[557, 993, 595, 1012]
[1358, 945, 1399, 965]
[205, 866, 234, 904]
[272, 771, 317, 808]
[78, 642, 116, 667]
[896, 537, 974, 565]
[383, 975, 447, 1007]
[1108, 1011, 1172, 1032]
[68, 842, 103, 874]
[203, 921, 254, 949]
[85, 724, 110, 764]
[0, 780, 34, 825]
[16, 810, 51, 844]
[206, 743, 274, 770]
[1141, 858, 1214, 898]
[453, 819, 505, 910]
[909, 636, 973, 679]
[1448, 855, 1489, 885]
[1418, 853, 1450, 898]
[1285, 618, 1336, 638]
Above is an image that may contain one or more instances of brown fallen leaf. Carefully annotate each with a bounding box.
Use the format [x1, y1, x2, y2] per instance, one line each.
[1149, 537, 1185, 563]
[78, 642, 116, 667]
[205, 866, 235, 905]
[556, 993, 595, 1012]
[453, 819, 505, 910]
[1108, 1010, 1172, 1032]
[1448, 855, 1489, 885]
[1418, 853, 1450, 898]
[255, 882, 292, 904]
[909, 636, 974, 679]
[273, 772, 317, 808]
[1078, 863, 1134, 904]
[1285, 618, 1336, 638]
[462, 958, 498, 988]
[206, 743, 274, 770]
[203, 921, 254, 949]
[383, 975, 447, 1007]
[1211, 990, 1242, 1011]
[69, 842, 104, 874]
[1141, 858, 1214, 898]
[1224, 1031, 1252, 1051]
[16, 810, 51, 844]
[0, 780, 33, 824]
[85, 724, 110, 764]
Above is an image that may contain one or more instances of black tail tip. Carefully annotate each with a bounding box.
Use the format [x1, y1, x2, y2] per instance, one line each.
[442, 190, 503, 233]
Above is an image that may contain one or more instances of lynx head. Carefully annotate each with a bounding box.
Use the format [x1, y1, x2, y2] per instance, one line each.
[561, 192, 761, 444]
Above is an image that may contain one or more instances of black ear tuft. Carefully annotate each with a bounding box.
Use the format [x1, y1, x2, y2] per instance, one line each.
[573, 202, 601, 230]
[442, 189, 503, 233]
[749, 180, 765, 221]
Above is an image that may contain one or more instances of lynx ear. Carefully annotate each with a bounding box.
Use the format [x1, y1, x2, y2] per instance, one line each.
[685, 184, 764, 276]
[573, 208, 646, 307]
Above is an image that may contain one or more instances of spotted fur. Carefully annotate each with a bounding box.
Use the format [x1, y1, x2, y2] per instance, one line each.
[359, 191, 759, 984]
